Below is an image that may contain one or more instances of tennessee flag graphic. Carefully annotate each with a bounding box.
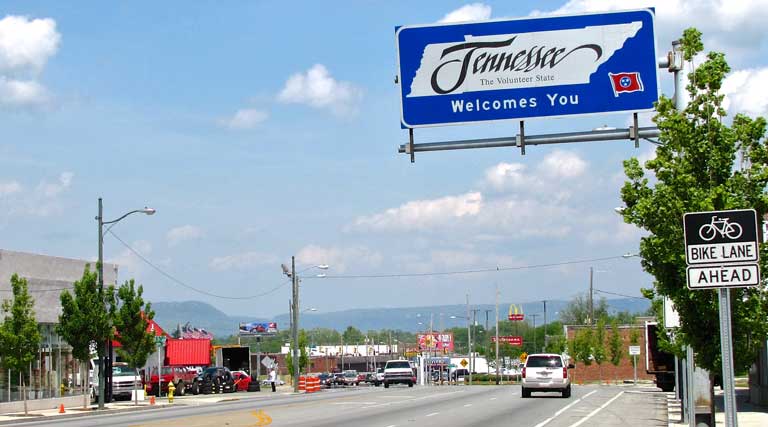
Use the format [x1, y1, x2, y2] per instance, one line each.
[609, 72, 644, 96]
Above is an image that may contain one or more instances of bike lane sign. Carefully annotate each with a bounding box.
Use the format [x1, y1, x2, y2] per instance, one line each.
[683, 209, 760, 289]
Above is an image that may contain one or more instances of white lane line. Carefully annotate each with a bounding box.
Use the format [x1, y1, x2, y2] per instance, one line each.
[384, 425, 397, 427]
[332, 401, 378, 405]
[568, 391, 624, 427]
[426, 412, 439, 417]
[490, 397, 497, 401]
[532, 390, 598, 427]
[463, 403, 472, 407]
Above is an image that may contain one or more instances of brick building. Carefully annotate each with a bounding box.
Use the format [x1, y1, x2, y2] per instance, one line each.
[564, 322, 656, 384]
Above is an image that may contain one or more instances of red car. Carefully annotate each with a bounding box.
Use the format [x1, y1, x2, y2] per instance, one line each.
[232, 371, 252, 392]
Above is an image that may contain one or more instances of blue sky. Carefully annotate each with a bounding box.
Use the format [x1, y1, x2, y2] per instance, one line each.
[2, 1, 767, 321]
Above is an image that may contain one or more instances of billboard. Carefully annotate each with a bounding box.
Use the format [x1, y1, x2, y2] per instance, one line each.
[180, 322, 214, 340]
[418, 332, 454, 352]
[239, 321, 278, 336]
[396, 9, 658, 127]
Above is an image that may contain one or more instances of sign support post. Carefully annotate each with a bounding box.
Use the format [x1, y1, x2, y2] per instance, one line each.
[718, 288, 738, 427]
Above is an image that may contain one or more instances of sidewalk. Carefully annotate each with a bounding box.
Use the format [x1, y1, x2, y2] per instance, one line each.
[0, 385, 294, 424]
[667, 387, 768, 426]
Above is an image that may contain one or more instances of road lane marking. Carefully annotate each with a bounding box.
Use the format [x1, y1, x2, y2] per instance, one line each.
[463, 404, 472, 407]
[532, 390, 598, 427]
[384, 425, 397, 427]
[490, 397, 497, 401]
[426, 412, 439, 417]
[332, 401, 377, 405]
[568, 391, 624, 427]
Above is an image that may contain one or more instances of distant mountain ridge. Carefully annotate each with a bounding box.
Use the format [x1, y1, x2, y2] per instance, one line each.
[151, 298, 650, 340]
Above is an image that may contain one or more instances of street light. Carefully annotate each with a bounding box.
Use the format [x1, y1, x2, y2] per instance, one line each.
[282, 258, 328, 393]
[96, 198, 155, 409]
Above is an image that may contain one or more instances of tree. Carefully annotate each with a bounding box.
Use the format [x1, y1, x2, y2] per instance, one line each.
[619, 27, 768, 374]
[573, 328, 594, 368]
[593, 319, 607, 382]
[560, 294, 609, 325]
[0, 274, 42, 415]
[285, 329, 310, 378]
[342, 326, 364, 344]
[57, 265, 116, 408]
[608, 319, 624, 384]
[113, 280, 156, 406]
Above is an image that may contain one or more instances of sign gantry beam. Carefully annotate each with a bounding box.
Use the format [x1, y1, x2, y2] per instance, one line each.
[399, 126, 660, 155]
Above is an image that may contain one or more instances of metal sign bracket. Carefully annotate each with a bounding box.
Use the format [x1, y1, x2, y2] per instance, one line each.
[517, 121, 526, 155]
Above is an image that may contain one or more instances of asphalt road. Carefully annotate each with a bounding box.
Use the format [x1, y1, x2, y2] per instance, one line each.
[12, 384, 668, 427]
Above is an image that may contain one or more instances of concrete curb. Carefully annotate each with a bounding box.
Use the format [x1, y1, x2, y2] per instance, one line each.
[0, 403, 166, 425]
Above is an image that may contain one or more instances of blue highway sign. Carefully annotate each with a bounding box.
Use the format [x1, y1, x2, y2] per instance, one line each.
[396, 9, 658, 128]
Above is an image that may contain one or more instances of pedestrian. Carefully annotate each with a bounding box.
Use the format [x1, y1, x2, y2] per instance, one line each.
[269, 365, 277, 392]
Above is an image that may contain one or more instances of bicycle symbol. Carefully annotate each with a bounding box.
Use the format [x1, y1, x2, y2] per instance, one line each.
[698, 215, 743, 241]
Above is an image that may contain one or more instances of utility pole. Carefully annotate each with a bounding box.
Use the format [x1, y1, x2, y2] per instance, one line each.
[466, 293, 472, 386]
[470, 308, 480, 378]
[530, 314, 539, 353]
[495, 285, 500, 385]
[543, 300, 547, 352]
[484, 309, 492, 331]
[589, 267, 594, 325]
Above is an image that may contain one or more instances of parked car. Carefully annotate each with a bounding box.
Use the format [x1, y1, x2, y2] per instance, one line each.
[232, 370, 252, 392]
[521, 353, 573, 398]
[357, 373, 367, 384]
[450, 368, 470, 382]
[261, 378, 286, 386]
[192, 366, 236, 395]
[144, 366, 198, 396]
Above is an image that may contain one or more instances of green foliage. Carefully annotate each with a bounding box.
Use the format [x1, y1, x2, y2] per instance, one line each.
[57, 265, 116, 362]
[342, 326, 364, 344]
[593, 318, 607, 367]
[573, 328, 594, 367]
[113, 280, 156, 370]
[285, 329, 310, 375]
[545, 334, 567, 354]
[0, 274, 42, 373]
[560, 294, 610, 325]
[608, 319, 624, 367]
[620, 27, 768, 373]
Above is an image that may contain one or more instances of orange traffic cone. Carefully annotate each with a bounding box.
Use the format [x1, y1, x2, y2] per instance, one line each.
[149, 396, 155, 405]
[58, 404, 65, 414]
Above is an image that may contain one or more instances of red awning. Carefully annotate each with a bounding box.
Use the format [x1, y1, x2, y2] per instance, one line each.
[164, 339, 211, 366]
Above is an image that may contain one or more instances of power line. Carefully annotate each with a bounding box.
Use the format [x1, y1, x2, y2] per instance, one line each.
[593, 288, 646, 300]
[108, 230, 291, 300]
[306, 255, 626, 279]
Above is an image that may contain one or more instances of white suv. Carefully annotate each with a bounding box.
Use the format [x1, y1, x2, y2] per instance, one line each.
[521, 353, 573, 398]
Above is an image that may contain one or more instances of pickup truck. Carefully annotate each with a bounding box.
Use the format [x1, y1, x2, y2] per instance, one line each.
[145, 366, 198, 396]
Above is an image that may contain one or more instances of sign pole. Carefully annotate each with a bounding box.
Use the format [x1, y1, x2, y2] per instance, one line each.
[718, 288, 738, 427]
[633, 354, 637, 385]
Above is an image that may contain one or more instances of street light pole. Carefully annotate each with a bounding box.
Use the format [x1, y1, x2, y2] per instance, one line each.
[466, 293, 472, 386]
[291, 256, 299, 393]
[96, 197, 154, 409]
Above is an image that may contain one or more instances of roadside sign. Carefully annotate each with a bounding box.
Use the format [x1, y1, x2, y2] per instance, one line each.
[629, 345, 641, 356]
[663, 297, 680, 329]
[683, 209, 761, 289]
[154, 336, 166, 347]
[491, 336, 523, 346]
[519, 352, 528, 363]
[508, 314, 524, 321]
[683, 209, 759, 265]
[460, 359, 468, 368]
[508, 304, 524, 321]
[395, 9, 658, 128]
[261, 356, 275, 369]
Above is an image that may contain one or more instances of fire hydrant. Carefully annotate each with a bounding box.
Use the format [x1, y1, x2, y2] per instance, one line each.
[167, 382, 175, 404]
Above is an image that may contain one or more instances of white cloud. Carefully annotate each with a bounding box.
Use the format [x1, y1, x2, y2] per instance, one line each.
[166, 225, 204, 247]
[0, 15, 60, 73]
[349, 192, 483, 232]
[439, 3, 492, 23]
[219, 108, 268, 130]
[0, 77, 49, 107]
[482, 150, 588, 194]
[296, 244, 383, 273]
[0, 180, 22, 196]
[531, 1, 768, 60]
[0, 15, 60, 110]
[209, 251, 278, 271]
[37, 172, 73, 198]
[722, 67, 768, 118]
[277, 64, 363, 117]
[107, 240, 152, 276]
[539, 150, 587, 179]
